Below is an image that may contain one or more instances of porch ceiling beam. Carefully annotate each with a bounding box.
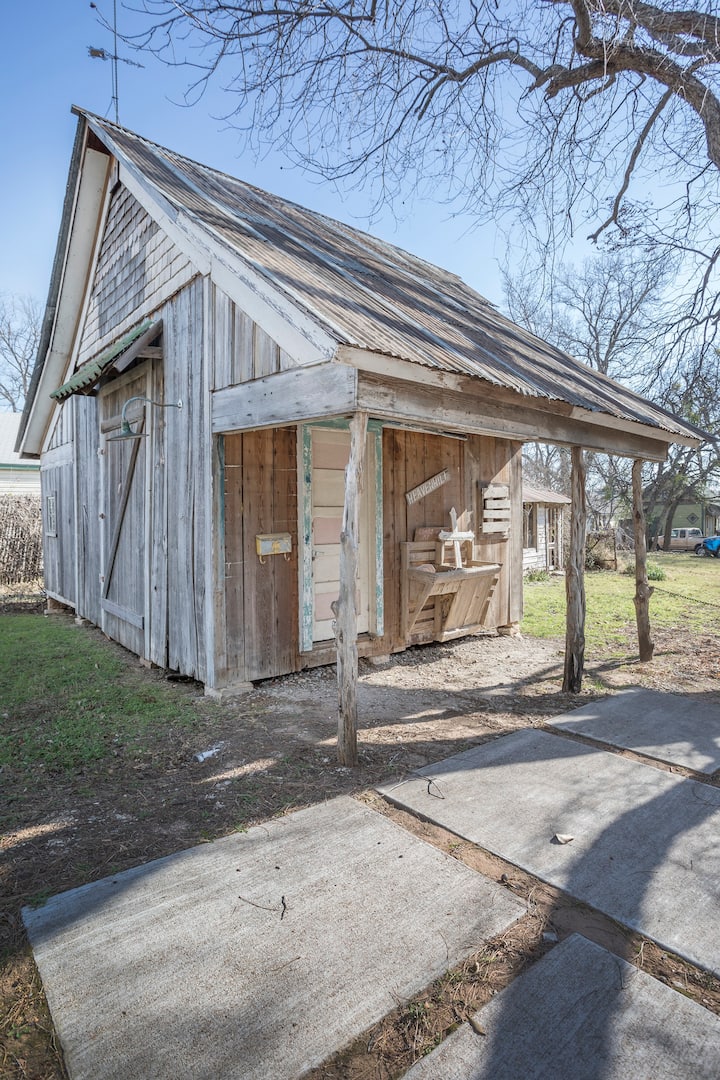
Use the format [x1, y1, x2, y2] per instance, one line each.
[211, 362, 357, 433]
[339, 346, 698, 452]
[356, 373, 670, 461]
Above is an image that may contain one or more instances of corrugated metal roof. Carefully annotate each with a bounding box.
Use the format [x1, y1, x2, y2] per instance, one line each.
[522, 484, 571, 505]
[51, 320, 156, 401]
[82, 111, 703, 444]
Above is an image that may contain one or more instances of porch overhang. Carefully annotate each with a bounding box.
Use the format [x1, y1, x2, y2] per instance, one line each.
[210, 357, 680, 463]
[50, 320, 162, 402]
[336, 346, 703, 459]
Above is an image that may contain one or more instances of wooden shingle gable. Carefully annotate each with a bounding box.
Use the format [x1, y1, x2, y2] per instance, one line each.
[83, 113, 340, 368]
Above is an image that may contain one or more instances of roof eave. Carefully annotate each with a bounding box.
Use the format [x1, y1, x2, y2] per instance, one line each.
[17, 116, 113, 457]
[338, 345, 702, 453]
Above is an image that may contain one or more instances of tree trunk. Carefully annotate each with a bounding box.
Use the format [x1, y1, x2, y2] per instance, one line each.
[632, 459, 655, 662]
[563, 447, 587, 693]
[661, 491, 688, 550]
[334, 411, 367, 767]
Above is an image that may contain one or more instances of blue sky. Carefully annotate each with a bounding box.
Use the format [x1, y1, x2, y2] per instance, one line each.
[0, 1, 513, 310]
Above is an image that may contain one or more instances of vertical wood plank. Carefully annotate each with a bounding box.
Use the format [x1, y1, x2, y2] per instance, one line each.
[507, 440, 524, 626]
[243, 429, 273, 679]
[223, 434, 244, 679]
[165, 279, 205, 679]
[387, 428, 407, 651]
[563, 446, 587, 693]
[213, 286, 233, 390]
[273, 426, 300, 672]
[228, 427, 300, 682]
[335, 411, 368, 767]
[254, 326, 280, 379]
[632, 459, 655, 662]
[234, 309, 254, 384]
[74, 395, 101, 623]
[149, 359, 168, 667]
[299, 425, 314, 653]
[192, 278, 209, 682]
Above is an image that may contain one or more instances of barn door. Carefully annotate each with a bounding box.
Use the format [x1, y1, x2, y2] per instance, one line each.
[100, 370, 151, 657]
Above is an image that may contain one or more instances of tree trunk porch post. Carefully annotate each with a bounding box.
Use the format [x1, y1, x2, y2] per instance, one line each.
[563, 446, 587, 693]
[334, 411, 368, 767]
[632, 458, 655, 662]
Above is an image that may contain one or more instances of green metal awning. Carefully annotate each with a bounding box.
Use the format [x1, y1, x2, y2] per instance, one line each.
[50, 320, 160, 402]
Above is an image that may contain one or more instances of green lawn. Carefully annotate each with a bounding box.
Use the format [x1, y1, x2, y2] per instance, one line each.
[522, 552, 720, 650]
[2, 554, 717, 773]
[0, 615, 202, 772]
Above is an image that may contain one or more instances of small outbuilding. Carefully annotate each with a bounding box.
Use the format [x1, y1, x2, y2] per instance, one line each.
[17, 110, 703, 728]
[0, 413, 40, 496]
[522, 484, 571, 572]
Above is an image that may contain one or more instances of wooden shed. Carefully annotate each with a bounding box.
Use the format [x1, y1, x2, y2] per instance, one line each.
[17, 110, 703, 706]
[522, 483, 571, 572]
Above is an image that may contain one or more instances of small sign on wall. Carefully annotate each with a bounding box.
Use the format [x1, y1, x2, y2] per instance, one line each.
[406, 469, 451, 506]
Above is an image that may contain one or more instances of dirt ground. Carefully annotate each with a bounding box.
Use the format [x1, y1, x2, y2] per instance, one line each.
[3, 616, 720, 1079]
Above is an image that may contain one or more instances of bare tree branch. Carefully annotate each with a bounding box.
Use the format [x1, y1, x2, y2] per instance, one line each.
[120, 0, 720, 327]
[0, 296, 40, 412]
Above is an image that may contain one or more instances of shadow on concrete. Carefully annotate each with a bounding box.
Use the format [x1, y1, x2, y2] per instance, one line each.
[382, 695, 720, 1078]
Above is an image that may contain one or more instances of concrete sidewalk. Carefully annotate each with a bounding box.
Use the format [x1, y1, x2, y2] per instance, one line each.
[25, 689, 720, 1078]
[24, 796, 522, 1080]
[402, 934, 720, 1080]
[379, 726, 720, 974]
[547, 687, 720, 773]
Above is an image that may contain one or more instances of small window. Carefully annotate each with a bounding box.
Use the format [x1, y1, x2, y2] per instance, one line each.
[45, 493, 57, 537]
[523, 504, 536, 549]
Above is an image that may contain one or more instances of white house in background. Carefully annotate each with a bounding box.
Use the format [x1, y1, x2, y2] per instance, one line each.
[522, 483, 571, 572]
[0, 413, 40, 496]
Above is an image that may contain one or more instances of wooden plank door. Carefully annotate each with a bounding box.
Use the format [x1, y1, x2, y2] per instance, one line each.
[311, 427, 371, 642]
[100, 371, 150, 657]
[223, 428, 299, 683]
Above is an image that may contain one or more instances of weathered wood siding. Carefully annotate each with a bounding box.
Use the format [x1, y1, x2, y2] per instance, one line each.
[74, 394, 101, 624]
[381, 429, 522, 652]
[209, 283, 294, 390]
[79, 186, 195, 364]
[56, 272, 210, 682]
[311, 427, 371, 641]
[223, 427, 299, 682]
[163, 278, 209, 680]
[41, 405, 76, 606]
[523, 505, 547, 571]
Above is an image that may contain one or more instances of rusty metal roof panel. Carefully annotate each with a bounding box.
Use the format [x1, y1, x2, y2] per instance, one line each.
[522, 484, 572, 505]
[83, 113, 703, 443]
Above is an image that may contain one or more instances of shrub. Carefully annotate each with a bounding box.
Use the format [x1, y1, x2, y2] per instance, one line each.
[622, 561, 666, 581]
